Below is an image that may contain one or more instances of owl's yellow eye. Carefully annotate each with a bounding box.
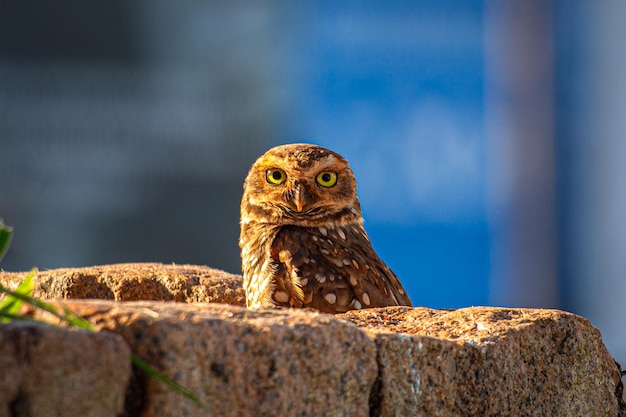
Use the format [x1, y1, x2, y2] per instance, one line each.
[315, 171, 337, 187]
[266, 168, 287, 185]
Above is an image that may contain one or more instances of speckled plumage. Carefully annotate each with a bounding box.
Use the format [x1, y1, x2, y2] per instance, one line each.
[239, 143, 412, 313]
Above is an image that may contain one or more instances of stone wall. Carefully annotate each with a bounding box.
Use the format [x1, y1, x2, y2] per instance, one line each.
[1, 263, 624, 416]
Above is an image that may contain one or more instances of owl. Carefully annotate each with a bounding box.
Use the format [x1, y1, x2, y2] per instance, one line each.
[239, 143, 412, 313]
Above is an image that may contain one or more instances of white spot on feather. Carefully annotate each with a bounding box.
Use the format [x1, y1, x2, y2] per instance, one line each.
[324, 293, 337, 304]
[362, 292, 371, 306]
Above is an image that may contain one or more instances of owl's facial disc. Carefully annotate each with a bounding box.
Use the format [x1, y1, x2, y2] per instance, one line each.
[242, 143, 364, 224]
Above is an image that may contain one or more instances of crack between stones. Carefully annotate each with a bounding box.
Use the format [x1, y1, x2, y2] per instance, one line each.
[9, 391, 30, 417]
[120, 358, 146, 417]
[368, 341, 384, 417]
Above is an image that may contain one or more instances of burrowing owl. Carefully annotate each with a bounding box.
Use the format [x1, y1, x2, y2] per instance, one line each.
[239, 143, 412, 313]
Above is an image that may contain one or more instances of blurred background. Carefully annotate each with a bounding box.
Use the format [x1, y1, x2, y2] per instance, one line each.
[0, 1, 624, 366]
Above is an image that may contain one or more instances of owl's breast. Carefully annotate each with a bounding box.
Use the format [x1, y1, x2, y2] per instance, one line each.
[269, 223, 370, 312]
[242, 220, 411, 312]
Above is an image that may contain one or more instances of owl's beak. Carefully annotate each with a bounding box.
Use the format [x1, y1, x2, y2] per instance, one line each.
[293, 183, 305, 212]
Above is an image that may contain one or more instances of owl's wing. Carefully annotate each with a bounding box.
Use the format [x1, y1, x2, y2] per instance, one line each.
[271, 223, 412, 313]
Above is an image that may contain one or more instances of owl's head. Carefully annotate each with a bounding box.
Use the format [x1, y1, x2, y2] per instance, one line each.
[241, 144, 363, 225]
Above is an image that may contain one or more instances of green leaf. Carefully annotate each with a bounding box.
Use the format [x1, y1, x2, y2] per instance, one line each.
[0, 220, 13, 263]
[0, 278, 95, 331]
[0, 268, 36, 323]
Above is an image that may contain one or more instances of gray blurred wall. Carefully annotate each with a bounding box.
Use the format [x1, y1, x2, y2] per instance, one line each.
[0, 1, 283, 273]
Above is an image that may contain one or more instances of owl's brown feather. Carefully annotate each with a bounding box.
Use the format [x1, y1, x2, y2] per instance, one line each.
[239, 143, 412, 313]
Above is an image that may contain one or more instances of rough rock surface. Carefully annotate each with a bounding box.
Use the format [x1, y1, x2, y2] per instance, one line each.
[0, 263, 245, 306]
[340, 306, 623, 417]
[1, 264, 624, 417]
[57, 300, 377, 417]
[0, 322, 131, 417]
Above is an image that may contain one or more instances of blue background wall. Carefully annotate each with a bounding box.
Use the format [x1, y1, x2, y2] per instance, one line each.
[281, 2, 488, 309]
